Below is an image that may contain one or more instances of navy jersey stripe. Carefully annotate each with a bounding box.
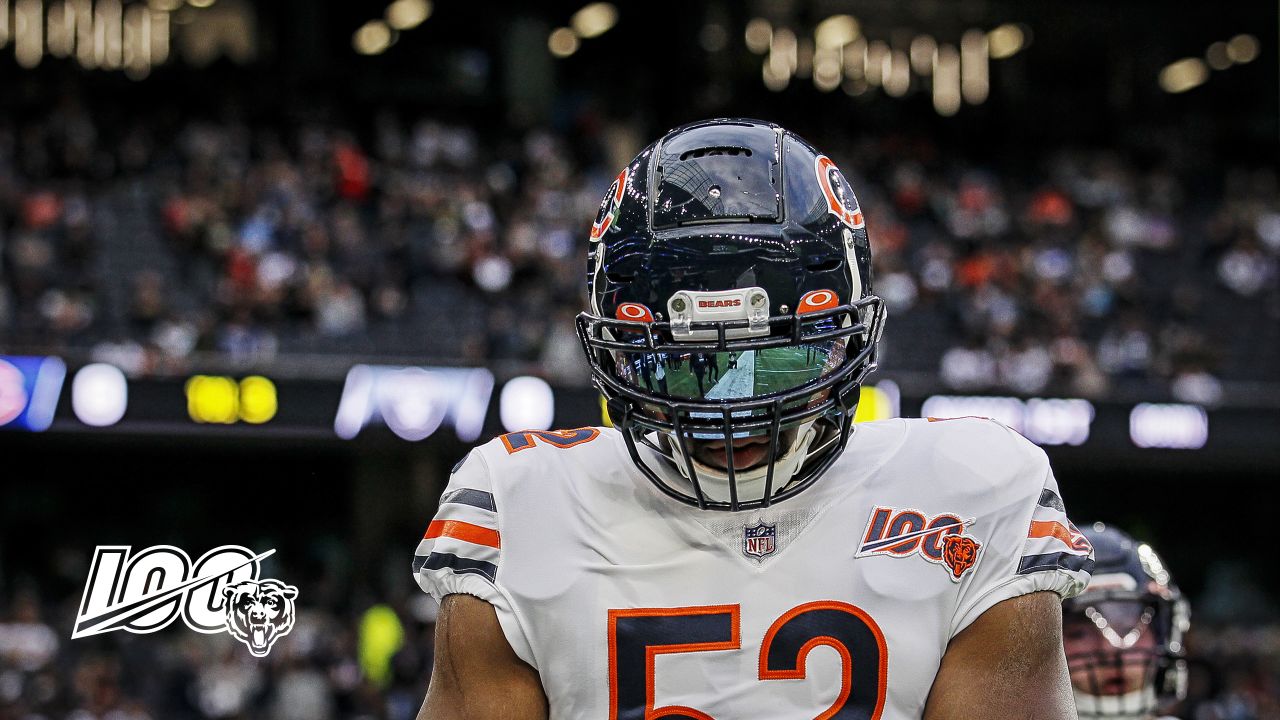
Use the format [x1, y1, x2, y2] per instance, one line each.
[415, 551, 497, 583]
[1037, 489, 1065, 512]
[451, 452, 471, 474]
[1017, 551, 1093, 575]
[440, 488, 496, 512]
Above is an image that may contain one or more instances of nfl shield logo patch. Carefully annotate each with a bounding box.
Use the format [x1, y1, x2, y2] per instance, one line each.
[743, 522, 777, 559]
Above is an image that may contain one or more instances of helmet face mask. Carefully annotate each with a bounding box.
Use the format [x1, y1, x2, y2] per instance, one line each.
[576, 118, 886, 511]
[1065, 526, 1191, 720]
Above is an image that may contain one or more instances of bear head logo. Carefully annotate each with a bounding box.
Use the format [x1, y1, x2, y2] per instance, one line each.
[222, 578, 298, 657]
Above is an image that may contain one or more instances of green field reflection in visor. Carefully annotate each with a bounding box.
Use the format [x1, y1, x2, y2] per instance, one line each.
[611, 340, 847, 401]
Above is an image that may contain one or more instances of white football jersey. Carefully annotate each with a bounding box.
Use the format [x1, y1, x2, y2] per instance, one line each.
[413, 417, 1093, 719]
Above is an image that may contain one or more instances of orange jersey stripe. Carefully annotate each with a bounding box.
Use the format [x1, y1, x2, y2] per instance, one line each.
[425, 520, 501, 548]
[1028, 520, 1084, 549]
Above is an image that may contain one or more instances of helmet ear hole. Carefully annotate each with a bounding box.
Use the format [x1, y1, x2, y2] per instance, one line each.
[805, 258, 842, 273]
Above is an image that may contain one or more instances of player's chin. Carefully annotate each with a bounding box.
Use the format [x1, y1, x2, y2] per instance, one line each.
[693, 438, 771, 471]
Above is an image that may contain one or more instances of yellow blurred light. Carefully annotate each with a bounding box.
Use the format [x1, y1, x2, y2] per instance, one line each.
[95, 0, 123, 70]
[843, 37, 866, 79]
[354, 19, 392, 55]
[386, 0, 430, 31]
[238, 376, 278, 424]
[0, 0, 9, 48]
[1226, 34, 1259, 64]
[744, 17, 771, 54]
[960, 29, 989, 104]
[884, 49, 910, 97]
[910, 34, 936, 76]
[570, 2, 616, 39]
[854, 384, 899, 423]
[14, 0, 42, 68]
[186, 375, 240, 424]
[47, 1, 74, 59]
[769, 26, 797, 74]
[813, 46, 842, 91]
[548, 26, 578, 57]
[150, 6, 168, 63]
[933, 43, 961, 116]
[1159, 57, 1209, 93]
[762, 56, 789, 91]
[814, 14, 858, 50]
[599, 394, 613, 427]
[986, 23, 1023, 59]
[73, 0, 96, 68]
[1205, 41, 1231, 70]
[865, 40, 889, 87]
[358, 605, 404, 690]
[186, 0, 214, 7]
[147, 0, 182, 10]
[122, 3, 152, 80]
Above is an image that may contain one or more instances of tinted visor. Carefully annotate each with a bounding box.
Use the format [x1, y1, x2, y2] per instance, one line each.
[612, 340, 847, 401]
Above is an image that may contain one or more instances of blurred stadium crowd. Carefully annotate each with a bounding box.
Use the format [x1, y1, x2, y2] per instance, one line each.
[2, 92, 1277, 397]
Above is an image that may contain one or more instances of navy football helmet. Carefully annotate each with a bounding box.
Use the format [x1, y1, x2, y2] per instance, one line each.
[576, 119, 886, 511]
[1063, 523, 1190, 720]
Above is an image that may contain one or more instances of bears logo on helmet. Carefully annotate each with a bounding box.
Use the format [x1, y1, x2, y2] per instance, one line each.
[590, 168, 628, 241]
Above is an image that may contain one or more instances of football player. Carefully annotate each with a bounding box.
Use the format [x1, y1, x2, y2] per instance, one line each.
[413, 119, 1095, 719]
[1064, 523, 1191, 720]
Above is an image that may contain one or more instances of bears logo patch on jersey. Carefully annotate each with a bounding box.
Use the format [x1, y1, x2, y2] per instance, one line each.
[941, 535, 981, 579]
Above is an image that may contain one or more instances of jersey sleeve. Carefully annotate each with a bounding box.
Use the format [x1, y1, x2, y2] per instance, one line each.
[949, 431, 1094, 637]
[411, 447, 538, 667]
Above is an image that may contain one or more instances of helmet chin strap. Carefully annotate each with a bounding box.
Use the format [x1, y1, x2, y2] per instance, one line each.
[662, 421, 821, 505]
[1073, 687, 1157, 720]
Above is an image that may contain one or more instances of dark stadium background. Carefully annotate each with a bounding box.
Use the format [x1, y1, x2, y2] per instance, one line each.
[2, 1, 1278, 717]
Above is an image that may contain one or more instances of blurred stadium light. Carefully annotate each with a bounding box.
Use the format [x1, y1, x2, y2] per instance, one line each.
[853, 381, 901, 423]
[1160, 57, 1210, 93]
[500, 376, 555, 433]
[814, 14, 858, 50]
[548, 26, 578, 58]
[985, 23, 1025, 59]
[353, 19, 392, 56]
[744, 17, 770, 54]
[570, 2, 616, 40]
[334, 366, 494, 442]
[1130, 403, 1210, 450]
[921, 395, 1096, 447]
[71, 363, 128, 427]
[386, 0, 431, 32]
[0, 356, 66, 432]
[1227, 33, 1260, 63]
